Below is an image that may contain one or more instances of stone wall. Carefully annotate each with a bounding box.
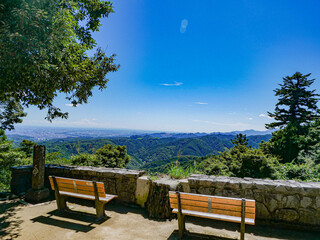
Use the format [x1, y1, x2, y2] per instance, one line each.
[10, 165, 32, 196]
[10, 166, 320, 229]
[188, 174, 320, 229]
[11, 165, 145, 203]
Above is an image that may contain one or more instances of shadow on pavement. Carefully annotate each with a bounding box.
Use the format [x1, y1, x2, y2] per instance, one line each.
[170, 216, 320, 240]
[167, 230, 236, 240]
[31, 208, 109, 233]
[0, 200, 23, 239]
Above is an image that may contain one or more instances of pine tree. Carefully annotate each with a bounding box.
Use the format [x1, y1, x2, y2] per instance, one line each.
[266, 72, 320, 132]
[262, 72, 320, 163]
[231, 134, 249, 148]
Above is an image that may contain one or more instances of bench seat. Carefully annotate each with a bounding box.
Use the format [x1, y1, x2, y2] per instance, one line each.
[59, 191, 117, 203]
[169, 191, 256, 240]
[172, 208, 255, 225]
[49, 176, 117, 220]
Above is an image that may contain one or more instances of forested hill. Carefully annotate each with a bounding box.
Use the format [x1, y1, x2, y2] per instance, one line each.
[38, 134, 271, 169]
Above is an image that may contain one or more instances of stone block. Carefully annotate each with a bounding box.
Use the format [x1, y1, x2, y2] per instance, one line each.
[299, 209, 319, 225]
[198, 187, 212, 195]
[256, 202, 270, 219]
[178, 179, 190, 192]
[25, 188, 50, 203]
[301, 197, 313, 208]
[316, 196, 320, 208]
[135, 176, 151, 207]
[276, 209, 299, 222]
[267, 198, 278, 213]
[283, 195, 300, 209]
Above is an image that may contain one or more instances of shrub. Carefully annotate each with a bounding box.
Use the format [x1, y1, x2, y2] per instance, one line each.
[200, 136, 280, 179]
[70, 144, 130, 168]
[0, 130, 29, 191]
[71, 153, 98, 166]
[95, 144, 130, 168]
[168, 163, 198, 179]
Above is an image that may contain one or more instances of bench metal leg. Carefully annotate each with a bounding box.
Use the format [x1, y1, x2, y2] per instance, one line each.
[95, 201, 107, 220]
[176, 191, 185, 239]
[56, 194, 68, 212]
[52, 176, 68, 212]
[93, 181, 107, 220]
[178, 213, 185, 238]
[240, 198, 246, 240]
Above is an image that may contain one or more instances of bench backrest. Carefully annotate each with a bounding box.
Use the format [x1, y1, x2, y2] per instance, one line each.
[49, 176, 106, 198]
[169, 191, 255, 220]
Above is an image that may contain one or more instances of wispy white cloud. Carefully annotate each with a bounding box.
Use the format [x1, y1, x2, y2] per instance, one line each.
[193, 119, 249, 127]
[180, 19, 188, 33]
[259, 114, 273, 119]
[160, 81, 183, 86]
[195, 102, 208, 105]
[65, 103, 77, 107]
[248, 117, 253, 120]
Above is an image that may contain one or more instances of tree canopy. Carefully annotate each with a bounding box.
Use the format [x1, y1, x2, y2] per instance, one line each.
[0, 0, 119, 130]
[262, 72, 320, 163]
[71, 144, 130, 168]
[266, 72, 320, 131]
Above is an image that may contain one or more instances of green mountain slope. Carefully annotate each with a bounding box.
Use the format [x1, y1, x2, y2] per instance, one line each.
[38, 134, 271, 169]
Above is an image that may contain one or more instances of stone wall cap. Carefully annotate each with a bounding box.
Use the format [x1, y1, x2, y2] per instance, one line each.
[154, 177, 180, 190]
[10, 165, 33, 171]
[188, 174, 320, 188]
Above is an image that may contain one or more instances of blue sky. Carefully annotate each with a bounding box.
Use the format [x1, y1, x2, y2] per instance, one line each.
[22, 0, 320, 133]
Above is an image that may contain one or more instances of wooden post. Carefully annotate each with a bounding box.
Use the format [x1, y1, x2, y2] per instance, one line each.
[94, 181, 106, 219]
[240, 198, 246, 240]
[176, 191, 185, 238]
[52, 176, 67, 211]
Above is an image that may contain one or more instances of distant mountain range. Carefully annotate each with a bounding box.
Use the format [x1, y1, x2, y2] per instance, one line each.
[5, 126, 273, 170]
[6, 125, 274, 143]
[143, 129, 274, 139]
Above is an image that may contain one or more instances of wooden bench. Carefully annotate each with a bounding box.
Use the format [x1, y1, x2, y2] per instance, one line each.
[169, 191, 255, 240]
[49, 176, 117, 220]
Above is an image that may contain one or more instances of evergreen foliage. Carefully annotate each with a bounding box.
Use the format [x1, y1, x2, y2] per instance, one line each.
[95, 144, 130, 168]
[71, 153, 99, 166]
[262, 72, 320, 163]
[19, 139, 37, 157]
[266, 72, 320, 131]
[71, 144, 130, 168]
[0, 99, 26, 130]
[0, 130, 29, 191]
[0, 0, 118, 129]
[231, 133, 250, 148]
[200, 136, 280, 179]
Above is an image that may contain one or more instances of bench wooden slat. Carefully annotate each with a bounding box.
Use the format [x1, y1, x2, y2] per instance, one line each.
[56, 182, 105, 192]
[55, 184, 105, 194]
[169, 198, 255, 214]
[49, 176, 106, 198]
[52, 182, 105, 197]
[170, 203, 255, 219]
[172, 209, 255, 225]
[59, 191, 117, 203]
[169, 192, 255, 208]
[49, 177, 105, 190]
